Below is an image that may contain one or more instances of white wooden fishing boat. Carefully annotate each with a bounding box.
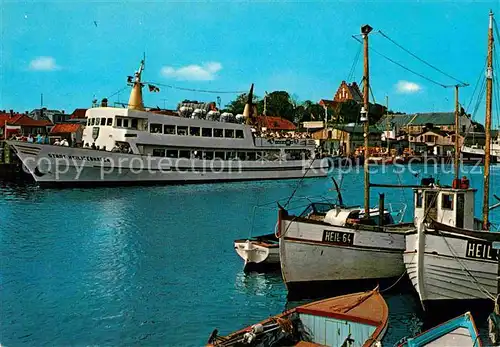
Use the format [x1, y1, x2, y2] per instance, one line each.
[207, 287, 388, 347]
[398, 312, 482, 347]
[404, 183, 500, 306]
[404, 11, 500, 311]
[279, 201, 413, 298]
[234, 234, 279, 272]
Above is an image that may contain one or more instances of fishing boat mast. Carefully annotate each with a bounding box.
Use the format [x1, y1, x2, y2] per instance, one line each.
[483, 10, 494, 230]
[362, 24, 373, 216]
[454, 85, 460, 181]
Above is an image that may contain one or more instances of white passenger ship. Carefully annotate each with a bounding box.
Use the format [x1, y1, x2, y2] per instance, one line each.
[8, 60, 328, 187]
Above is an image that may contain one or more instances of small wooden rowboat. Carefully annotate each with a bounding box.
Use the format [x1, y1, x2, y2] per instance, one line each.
[207, 288, 388, 347]
[399, 312, 482, 347]
[234, 233, 280, 272]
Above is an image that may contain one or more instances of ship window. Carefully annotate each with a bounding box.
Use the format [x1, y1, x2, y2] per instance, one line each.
[247, 152, 256, 161]
[177, 126, 188, 136]
[107, 118, 113, 126]
[131, 119, 138, 129]
[179, 150, 190, 158]
[214, 151, 225, 159]
[123, 119, 129, 128]
[203, 151, 214, 160]
[227, 151, 237, 160]
[190, 127, 201, 136]
[193, 150, 202, 159]
[166, 150, 178, 158]
[415, 191, 423, 208]
[150, 123, 162, 134]
[164, 125, 176, 135]
[100, 118, 106, 126]
[87, 118, 91, 126]
[116, 118, 122, 127]
[214, 129, 223, 137]
[237, 152, 246, 160]
[236, 130, 244, 139]
[90, 118, 95, 126]
[202, 128, 212, 137]
[225, 129, 235, 138]
[442, 194, 454, 210]
[152, 149, 165, 157]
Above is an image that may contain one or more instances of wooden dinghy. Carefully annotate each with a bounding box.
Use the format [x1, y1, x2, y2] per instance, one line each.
[398, 312, 482, 347]
[207, 288, 388, 347]
[234, 233, 280, 272]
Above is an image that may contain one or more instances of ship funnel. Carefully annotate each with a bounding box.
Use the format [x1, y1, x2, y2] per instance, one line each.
[243, 83, 255, 124]
[127, 60, 145, 111]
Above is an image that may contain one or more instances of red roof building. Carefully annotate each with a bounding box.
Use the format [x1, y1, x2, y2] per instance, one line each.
[0, 112, 52, 140]
[256, 116, 297, 131]
[49, 123, 84, 146]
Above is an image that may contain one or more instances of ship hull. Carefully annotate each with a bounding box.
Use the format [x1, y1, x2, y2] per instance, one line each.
[404, 229, 499, 312]
[279, 216, 409, 299]
[8, 142, 329, 187]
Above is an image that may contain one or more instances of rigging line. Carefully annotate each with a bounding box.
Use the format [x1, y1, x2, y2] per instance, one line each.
[378, 30, 467, 85]
[347, 45, 362, 81]
[144, 81, 247, 94]
[351, 36, 452, 88]
[107, 86, 129, 100]
[369, 85, 376, 104]
[465, 57, 487, 113]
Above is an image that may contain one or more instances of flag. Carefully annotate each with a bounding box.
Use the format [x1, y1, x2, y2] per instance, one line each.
[148, 84, 160, 92]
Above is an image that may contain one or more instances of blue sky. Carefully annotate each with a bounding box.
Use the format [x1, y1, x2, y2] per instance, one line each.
[1, 1, 499, 125]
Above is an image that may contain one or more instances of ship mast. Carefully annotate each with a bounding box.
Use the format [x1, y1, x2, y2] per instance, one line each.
[362, 24, 373, 217]
[454, 85, 460, 182]
[483, 10, 494, 230]
[128, 60, 145, 111]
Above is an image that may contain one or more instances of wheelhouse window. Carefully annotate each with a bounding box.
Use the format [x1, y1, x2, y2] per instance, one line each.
[179, 150, 190, 158]
[202, 128, 212, 137]
[214, 129, 223, 137]
[237, 152, 246, 160]
[152, 149, 165, 157]
[164, 125, 176, 135]
[95, 118, 100, 126]
[166, 150, 178, 158]
[116, 118, 122, 127]
[107, 118, 113, 126]
[123, 119, 129, 128]
[214, 151, 225, 160]
[150, 123, 162, 134]
[442, 194, 454, 210]
[90, 118, 95, 126]
[225, 129, 235, 138]
[177, 126, 188, 136]
[236, 130, 244, 139]
[190, 127, 201, 136]
[131, 119, 138, 129]
[415, 191, 423, 208]
[100, 118, 106, 126]
[87, 118, 91, 126]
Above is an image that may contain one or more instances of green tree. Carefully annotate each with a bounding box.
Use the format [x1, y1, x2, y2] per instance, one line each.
[224, 93, 260, 115]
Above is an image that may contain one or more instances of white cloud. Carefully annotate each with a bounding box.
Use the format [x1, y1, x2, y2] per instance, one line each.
[395, 80, 421, 94]
[161, 62, 222, 81]
[29, 56, 60, 71]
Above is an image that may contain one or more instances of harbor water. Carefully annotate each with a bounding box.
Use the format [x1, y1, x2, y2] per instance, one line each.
[1, 164, 499, 346]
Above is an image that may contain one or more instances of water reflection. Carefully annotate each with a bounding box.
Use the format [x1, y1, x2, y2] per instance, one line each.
[234, 271, 285, 299]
